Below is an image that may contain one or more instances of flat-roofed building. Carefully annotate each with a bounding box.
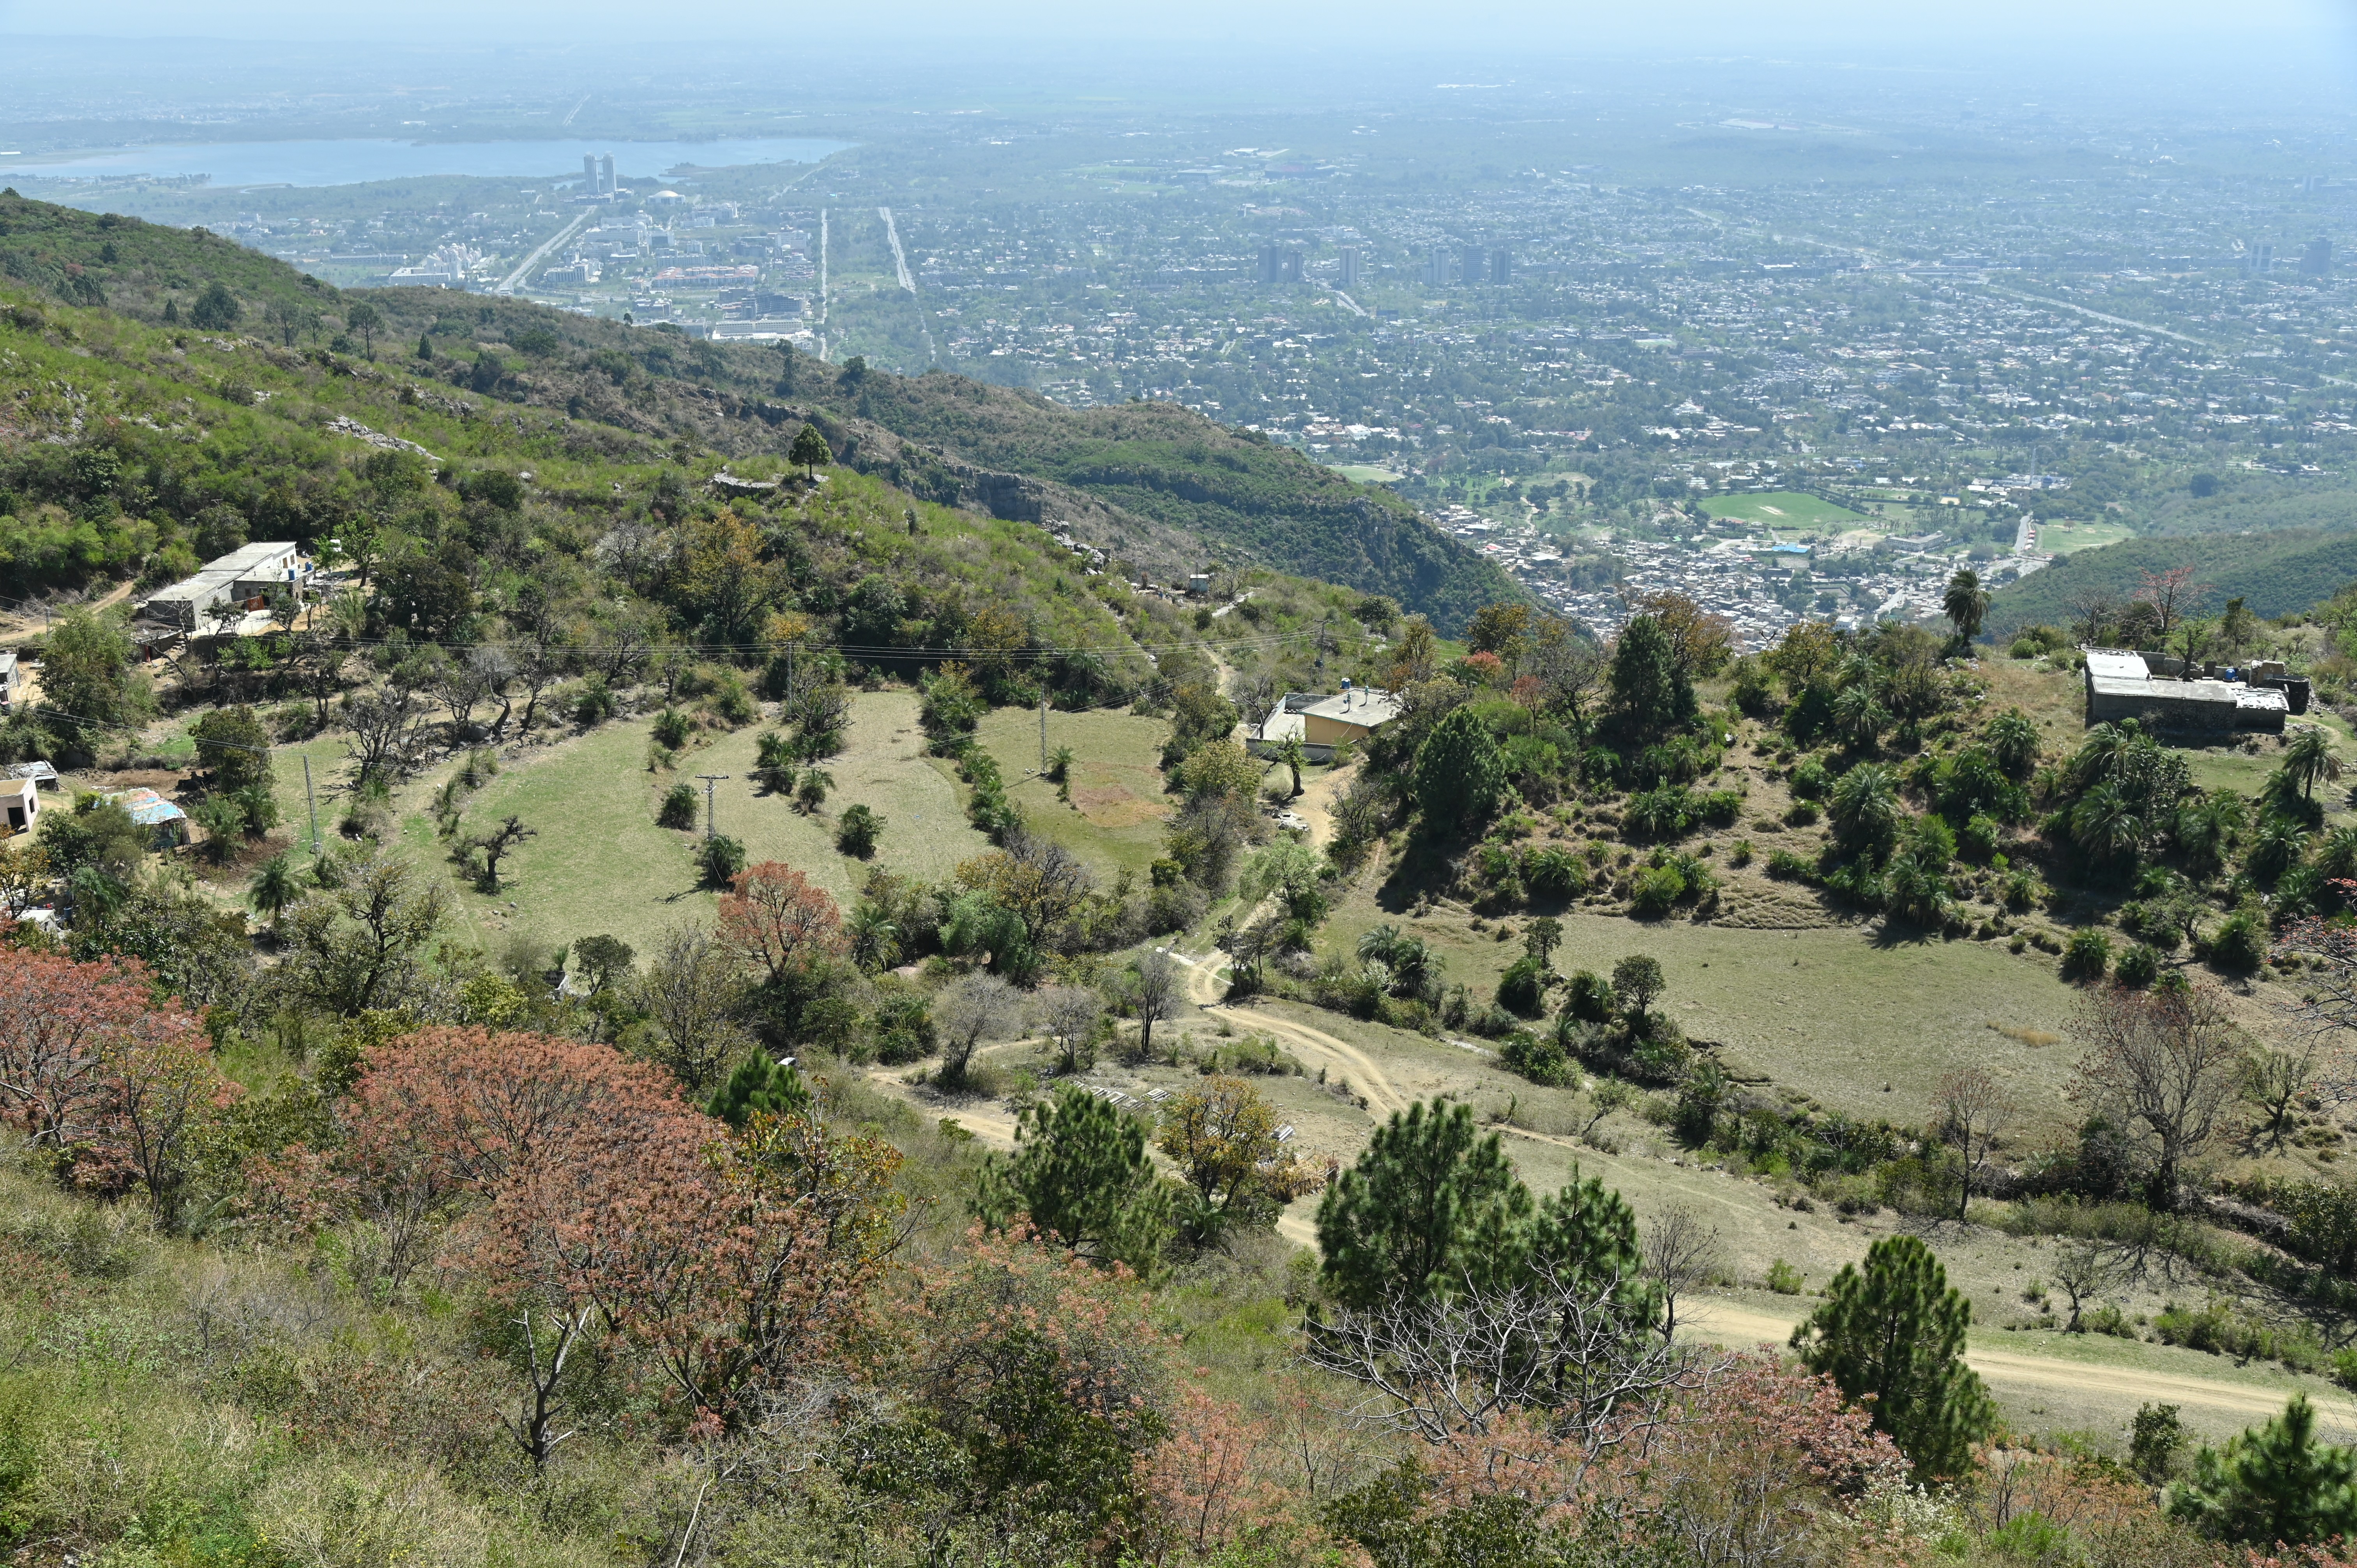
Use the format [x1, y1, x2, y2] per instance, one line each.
[2083, 648, 2288, 734]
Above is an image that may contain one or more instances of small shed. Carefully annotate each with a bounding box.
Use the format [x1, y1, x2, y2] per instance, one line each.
[2083, 648, 2289, 735]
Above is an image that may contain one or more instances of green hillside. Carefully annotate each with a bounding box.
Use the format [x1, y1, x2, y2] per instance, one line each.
[0, 192, 1514, 630]
[1987, 524, 2357, 636]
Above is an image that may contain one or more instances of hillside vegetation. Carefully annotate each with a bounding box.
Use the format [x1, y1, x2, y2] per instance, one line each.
[1987, 524, 2357, 637]
[0, 192, 1514, 629]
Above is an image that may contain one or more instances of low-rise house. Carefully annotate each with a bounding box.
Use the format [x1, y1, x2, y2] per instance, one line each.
[1296, 682, 1403, 746]
[2083, 648, 2288, 734]
[102, 787, 189, 848]
[0, 777, 39, 835]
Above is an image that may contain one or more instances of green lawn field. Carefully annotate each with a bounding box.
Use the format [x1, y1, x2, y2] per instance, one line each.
[1700, 491, 1866, 529]
[412, 691, 994, 960]
[2036, 519, 2137, 555]
[1325, 464, 1403, 484]
[972, 705, 1175, 882]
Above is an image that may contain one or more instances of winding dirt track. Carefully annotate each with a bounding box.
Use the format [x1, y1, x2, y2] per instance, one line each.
[871, 950, 2357, 1430]
[1682, 1300, 2357, 1427]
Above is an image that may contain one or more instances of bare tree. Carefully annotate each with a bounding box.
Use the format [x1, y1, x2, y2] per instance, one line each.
[1643, 1204, 1726, 1343]
[1129, 949, 1182, 1062]
[1232, 671, 1280, 740]
[468, 814, 536, 893]
[631, 925, 749, 1093]
[2050, 1240, 2118, 1333]
[1529, 620, 1608, 733]
[433, 656, 490, 743]
[1304, 1259, 1729, 1497]
[584, 597, 658, 687]
[2071, 982, 2251, 1211]
[2244, 1041, 2326, 1153]
[1034, 986, 1104, 1075]
[511, 638, 576, 736]
[341, 686, 429, 788]
[933, 972, 1021, 1088]
[593, 521, 665, 596]
[1933, 1065, 2014, 1222]
[468, 645, 519, 738]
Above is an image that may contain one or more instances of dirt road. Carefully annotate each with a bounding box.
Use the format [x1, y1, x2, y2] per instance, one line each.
[1177, 948, 1412, 1118]
[1682, 1298, 2357, 1429]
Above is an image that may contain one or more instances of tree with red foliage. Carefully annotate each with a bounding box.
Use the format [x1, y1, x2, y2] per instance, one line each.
[336, 1028, 900, 1447]
[0, 951, 234, 1223]
[717, 862, 846, 987]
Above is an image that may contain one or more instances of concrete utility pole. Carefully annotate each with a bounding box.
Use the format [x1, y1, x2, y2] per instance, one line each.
[695, 774, 730, 839]
[1039, 695, 1049, 775]
[303, 753, 320, 855]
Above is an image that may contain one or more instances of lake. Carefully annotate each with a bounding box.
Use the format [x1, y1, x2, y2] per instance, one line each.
[0, 136, 852, 189]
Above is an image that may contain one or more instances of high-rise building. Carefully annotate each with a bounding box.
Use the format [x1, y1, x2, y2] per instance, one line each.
[1423, 245, 1449, 287]
[583, 154, 599, 188]
[1490, 247, 1511, 286]
[1338, 246, 1360, 288]
[598, 154, 615, 194]
[1460, 244, 1485, 285]
[1257, 242, 1281, 285]
[1280, 249, 1304, 284]
[2304, 236, 2333, 277]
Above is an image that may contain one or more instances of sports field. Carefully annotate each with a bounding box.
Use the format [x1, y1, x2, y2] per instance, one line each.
[1325, 463, 1403, 484]
[1700, 491, 1865, 528]
[2034, 519, 2137, 555]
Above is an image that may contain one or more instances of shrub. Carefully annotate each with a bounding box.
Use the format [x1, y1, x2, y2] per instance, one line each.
[1696, 789, 1743, 826]
[1624, 784, 1695, 841]
[652, 707, 694, 750]
[1523, 845, 1588, 897]
[1500, 1029, 1573, 1087]
[2210, 910, 2266, 973]
[1784, 801, 1821, 827]
[1765, 848, 1816, 882]
[1790, 757, 1832, 800]
[1630, 864, 1686, 916]
[658, 782, 698, 830]
[1729, 838, 1754, 867]
[2114, 943, 2161, 987]
[1959, 813, 2000, 862]
[1562, 970, 1616, 1022]
[1495, 954, 1551, 1018]
[1628, 1026, 1692, 1085]
[1767, 1258, 1804, 1294]
[837, 803, 883, 858]
[2061, 928, 2111, 981]
[696, 834, 747, 888]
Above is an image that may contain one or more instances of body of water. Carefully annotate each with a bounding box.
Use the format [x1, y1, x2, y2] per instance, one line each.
[0, 136, 851, 188]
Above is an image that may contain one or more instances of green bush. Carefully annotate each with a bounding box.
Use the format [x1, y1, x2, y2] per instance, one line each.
[1629, 864, 1686, 916]
[1959, 813, 2001, 862]
[2062, 928, 2112, 981]
[1767, 1258, 1804, 1294]
[657, 782, 698, 830]
[696, 833, 747, 889]
[2114, 943, 2162, 987]
[2210, 910, 2267, 973]
[1790, 757, 1832, 800]
[1562, 970, 1616, 1022]
[1765, 848, 1816, 882]
[1500, 1029, 1573, 1087]
[1523, 845, 1589, 898]
[837, 803, 884, 858]
[1495, 954, 1551, 1018]
[652, 707, 694, 750]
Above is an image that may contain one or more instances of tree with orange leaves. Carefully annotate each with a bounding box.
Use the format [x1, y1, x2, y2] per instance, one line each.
[0, 951, 235, 1223]
[1627, 590, 1736, 681]
[717, 862, 847, 988]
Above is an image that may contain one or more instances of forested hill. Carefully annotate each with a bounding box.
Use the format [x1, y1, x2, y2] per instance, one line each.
[0, 192, 1514, 630]
[1984, 523, 2357, 638]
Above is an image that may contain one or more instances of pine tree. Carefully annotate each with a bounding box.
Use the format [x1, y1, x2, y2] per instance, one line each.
[2167, 1395, 2357, 1546]
[1608, 613, 1696, 735]
[973, 1084, 1173, 1277]
[1789, 1234, 1994, 1476]
[790, 422, 831, 480]
[705, 1053, 809, 1130]
[1316, 1098, 1528, 1308]
[1411, 707, 1508, 830]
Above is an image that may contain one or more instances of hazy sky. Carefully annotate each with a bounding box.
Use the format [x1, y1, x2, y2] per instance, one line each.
[2, 0, 2352, 56]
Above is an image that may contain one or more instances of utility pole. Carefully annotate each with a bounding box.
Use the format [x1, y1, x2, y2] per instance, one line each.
[302, 753, 320, 855]
[695, 774, 730, 839]
[1039, 694, 1048, 775]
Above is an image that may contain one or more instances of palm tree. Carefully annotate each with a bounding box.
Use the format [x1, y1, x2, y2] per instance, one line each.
[846, 904, 899, 973]
[1943, 570, 1990, 645]
[1829, 764, 1901, 853]
[249, 851, 299, 923]
[1986, 708, 2041, 780]
[1272, 735, 1307, 798]
[2249, 816, 2309, 884]
[2285, 729, 2343, 803]
[2070, 782, 2147, 865]
[1832, 684, 1890, 750]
